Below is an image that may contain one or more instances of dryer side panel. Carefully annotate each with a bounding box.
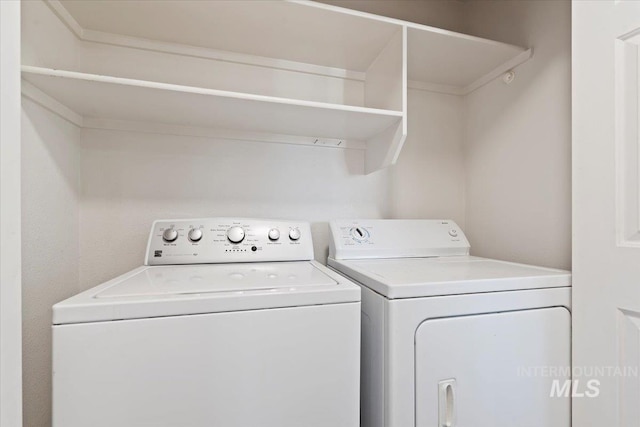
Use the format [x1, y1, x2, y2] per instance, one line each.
[415, 307, 571, 427]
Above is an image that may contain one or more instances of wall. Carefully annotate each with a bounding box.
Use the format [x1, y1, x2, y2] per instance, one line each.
[21, 2, 82, 427]
[78, 131, 391, 286]
[1, 2, 23, 426]
[21, 99, 81, 427]
[462, 0, 572, 270]
[390, 89, 465, 224]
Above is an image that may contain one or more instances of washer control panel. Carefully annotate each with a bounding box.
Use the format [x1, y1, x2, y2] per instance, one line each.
[329, 219, 470, 260]
[146, 218, 313, 265]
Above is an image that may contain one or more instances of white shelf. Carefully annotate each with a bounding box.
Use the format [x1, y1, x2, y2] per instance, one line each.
[53, 0, 402, 74]
[21, 66, 403, 143]
[32, 0, 533, 172]
[50, 0, 531, 94]
[407, 26, 532, 94]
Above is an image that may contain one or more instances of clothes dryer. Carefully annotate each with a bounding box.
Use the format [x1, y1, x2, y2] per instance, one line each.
[328, 219, 571, 427]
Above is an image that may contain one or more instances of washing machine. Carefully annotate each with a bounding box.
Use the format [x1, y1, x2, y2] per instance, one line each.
[52, 218, 360, 427]
[327, 219, 571, 427]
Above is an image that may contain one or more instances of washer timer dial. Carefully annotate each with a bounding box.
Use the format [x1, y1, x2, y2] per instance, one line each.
[226, 226, 245, 244]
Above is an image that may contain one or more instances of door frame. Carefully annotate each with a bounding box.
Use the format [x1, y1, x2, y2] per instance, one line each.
[0, 1, 22, 426]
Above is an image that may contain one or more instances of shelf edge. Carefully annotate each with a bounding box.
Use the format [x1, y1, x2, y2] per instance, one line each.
[21, 65, 404, 118]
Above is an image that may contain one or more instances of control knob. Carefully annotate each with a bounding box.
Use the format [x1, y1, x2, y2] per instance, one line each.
[350, 227, 369, 242]
[289, 228, 301, 241]
[226, 226, 245, 244]
[188, 228, 203, 242]
[162, 228, 179, 243]
[268, 228, 280, 241]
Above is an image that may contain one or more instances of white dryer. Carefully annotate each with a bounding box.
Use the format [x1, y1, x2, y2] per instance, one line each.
[327, 219, 571, 427]
[53, 218, 360, 427]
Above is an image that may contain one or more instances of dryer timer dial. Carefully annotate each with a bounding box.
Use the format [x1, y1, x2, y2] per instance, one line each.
[350, 227, 369, 242]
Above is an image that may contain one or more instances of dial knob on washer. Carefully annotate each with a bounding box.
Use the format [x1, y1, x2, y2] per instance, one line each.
[268, 228, 280, 241]
[162, 228, 178, 242]
[188, 228, 203, 242]
[226, 226, 245, 244]
[289, 228, 301, 241]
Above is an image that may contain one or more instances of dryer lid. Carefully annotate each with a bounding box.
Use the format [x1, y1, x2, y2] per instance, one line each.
[328, 256, 571, 299]
[53, 261, 360, 324]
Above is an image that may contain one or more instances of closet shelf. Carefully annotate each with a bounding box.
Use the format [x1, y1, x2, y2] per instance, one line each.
[21, 66, 403, 143]
[30, 0, 533, 173]
[50, 0, 532, 95]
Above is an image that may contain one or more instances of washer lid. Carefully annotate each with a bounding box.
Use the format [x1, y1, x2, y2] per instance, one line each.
[96, 262, 336, 298]
[328, 256, 571, 299]
[53, 261, 360, 324]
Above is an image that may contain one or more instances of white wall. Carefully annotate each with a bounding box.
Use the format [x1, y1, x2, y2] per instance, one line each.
[1, 2, 23, 426]
[462, 0, 572, 270]
[78, 130, 391, 286]
[390, 89, 465, 226]
[21, 99, 81, 427]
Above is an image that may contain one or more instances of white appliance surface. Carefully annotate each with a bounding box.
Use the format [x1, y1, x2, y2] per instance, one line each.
[54, 300, 360, 427]
[99, 262, 337, 297]
[327, 219, 571, 427]
[328, 255, 570, 298]
[415, 307, 571, 427]
[53, 260, 358, 324]
[53, 218, 360, 324]
[53, 218, 361, 427]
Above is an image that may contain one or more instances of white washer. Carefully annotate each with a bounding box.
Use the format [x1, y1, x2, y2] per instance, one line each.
[327, 219, 571, 427]
[53, 218, 361, 427]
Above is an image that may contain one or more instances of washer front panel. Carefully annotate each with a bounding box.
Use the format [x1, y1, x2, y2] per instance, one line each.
[53, 303, 360, 427]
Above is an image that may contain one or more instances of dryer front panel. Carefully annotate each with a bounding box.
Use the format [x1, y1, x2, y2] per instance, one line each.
[415, 307, 570, 427]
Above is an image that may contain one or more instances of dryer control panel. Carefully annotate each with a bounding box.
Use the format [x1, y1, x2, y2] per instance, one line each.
[329, 219, 470, 260]
[145, 218, 314, 265]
